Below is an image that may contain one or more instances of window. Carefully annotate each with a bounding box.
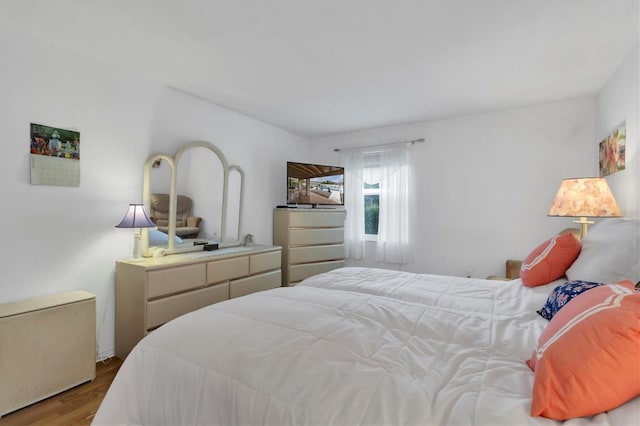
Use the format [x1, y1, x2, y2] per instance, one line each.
[363, 181, 379, 236]
[343, 145, 413, 263]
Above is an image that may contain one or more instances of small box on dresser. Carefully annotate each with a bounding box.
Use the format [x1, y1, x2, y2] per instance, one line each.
[273, 208, 345, 286]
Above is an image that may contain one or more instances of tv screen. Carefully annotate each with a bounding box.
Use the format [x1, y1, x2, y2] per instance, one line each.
[287, 161, 344, 205]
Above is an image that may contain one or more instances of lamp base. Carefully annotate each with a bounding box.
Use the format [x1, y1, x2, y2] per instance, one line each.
[572, 217, 594, 239]
[132, 229, 142, 258]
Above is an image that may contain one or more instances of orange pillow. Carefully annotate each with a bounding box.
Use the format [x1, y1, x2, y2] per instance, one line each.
[520, 233, 581, 287]
[527, 284, 640, 420]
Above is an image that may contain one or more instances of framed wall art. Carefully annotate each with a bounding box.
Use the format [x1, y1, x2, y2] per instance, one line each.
[599, 125, 625, 177]
[30, 123, 80, 186]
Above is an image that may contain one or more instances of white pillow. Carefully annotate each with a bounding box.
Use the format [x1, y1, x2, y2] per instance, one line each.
[148, 229, 183, 245]
[566, 218, 639, 283]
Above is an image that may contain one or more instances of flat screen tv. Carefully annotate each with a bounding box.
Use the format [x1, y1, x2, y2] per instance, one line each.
[287, 161, 344, 206]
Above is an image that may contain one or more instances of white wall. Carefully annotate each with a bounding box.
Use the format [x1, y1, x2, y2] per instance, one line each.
[146, 89, 308, 243]
[2, 23, 636, 361]
[596, 44, 639, 218]
[311, 41, 640, 278]
[0, 26, 309, 359]
[311, 97, 600, 278]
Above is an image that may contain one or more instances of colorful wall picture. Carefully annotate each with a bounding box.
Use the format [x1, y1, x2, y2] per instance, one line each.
[30, 123, 81, 186]
[599, 125, 625, 177]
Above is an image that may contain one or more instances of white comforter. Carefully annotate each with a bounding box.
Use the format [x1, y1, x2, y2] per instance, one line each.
[93, 267, 640, 425]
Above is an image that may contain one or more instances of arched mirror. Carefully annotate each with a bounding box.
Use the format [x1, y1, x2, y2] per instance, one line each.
[175, 143, 226, 242]
[140, 141, 245, 256]
[225, 165, 245, 243]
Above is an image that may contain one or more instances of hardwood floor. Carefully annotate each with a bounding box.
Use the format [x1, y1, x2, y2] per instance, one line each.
[1, 357, 123, 426]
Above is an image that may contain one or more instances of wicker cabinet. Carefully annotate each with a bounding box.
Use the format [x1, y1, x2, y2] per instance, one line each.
[0, 291, 96, 416]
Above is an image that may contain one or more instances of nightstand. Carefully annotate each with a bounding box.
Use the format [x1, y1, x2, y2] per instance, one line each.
[506, 259, 522, 279]
[487, 259, 522, 281]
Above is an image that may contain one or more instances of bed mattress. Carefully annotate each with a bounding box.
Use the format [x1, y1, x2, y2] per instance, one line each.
[93, 267, 639, 425]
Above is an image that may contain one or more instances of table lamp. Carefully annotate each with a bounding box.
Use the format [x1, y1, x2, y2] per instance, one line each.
[115, 203, 156, 258]
[548, 177, 622, 238]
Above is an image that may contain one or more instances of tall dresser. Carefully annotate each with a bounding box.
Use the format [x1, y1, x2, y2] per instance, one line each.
[273, 208, 345, 286]
[115, 245, 281, 359]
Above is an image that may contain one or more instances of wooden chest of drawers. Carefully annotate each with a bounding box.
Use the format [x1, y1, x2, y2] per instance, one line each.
[273, 209, 345, 286]
[115, 245, 281, 359]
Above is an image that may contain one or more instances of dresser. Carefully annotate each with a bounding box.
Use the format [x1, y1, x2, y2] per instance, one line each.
[273, 209, 345, 286]
[115, 245, 281, 359]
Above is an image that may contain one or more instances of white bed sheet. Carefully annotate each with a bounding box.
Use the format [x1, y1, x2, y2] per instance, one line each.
[93, 267, 640, 425]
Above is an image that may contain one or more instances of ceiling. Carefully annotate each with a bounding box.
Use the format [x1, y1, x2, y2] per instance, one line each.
[0, 0, 638, 137]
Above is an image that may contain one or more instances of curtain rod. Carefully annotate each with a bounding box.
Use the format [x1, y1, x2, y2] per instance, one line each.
[333, 138, 425, 152]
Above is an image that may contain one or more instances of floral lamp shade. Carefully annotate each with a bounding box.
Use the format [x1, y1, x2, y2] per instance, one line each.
[548, 177, 622, 238]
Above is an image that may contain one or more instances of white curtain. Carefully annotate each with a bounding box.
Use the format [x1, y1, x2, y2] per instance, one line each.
[343, 150, 365, 259]
[342, 145, 414, 264]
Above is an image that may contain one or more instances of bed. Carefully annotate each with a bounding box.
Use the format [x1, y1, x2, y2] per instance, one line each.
[93, 219, 639, 425]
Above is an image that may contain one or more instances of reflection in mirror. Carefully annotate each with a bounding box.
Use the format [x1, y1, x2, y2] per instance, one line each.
[140, 141, 245, 257]
[176, 145, 225, 241]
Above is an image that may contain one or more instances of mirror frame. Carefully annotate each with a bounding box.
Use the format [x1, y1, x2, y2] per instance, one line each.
[228, 165, 245, 244]
[140, 141, 245, 256]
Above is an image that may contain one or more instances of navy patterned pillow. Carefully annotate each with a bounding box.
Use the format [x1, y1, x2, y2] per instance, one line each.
[537, 280, 604, 320]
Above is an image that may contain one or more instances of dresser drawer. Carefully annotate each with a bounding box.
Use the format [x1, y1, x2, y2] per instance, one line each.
[229, 270, 282, 299]
[250, 251, 281, 275]
[147, 264, 206, 299]
[146, 283, 229, 329]
[289, 228, 343, 246]
[289, 211, 345, 228]
[289, 244, 344, 264]
[207, 256, 249, 284]
[289, 260, 344, 283]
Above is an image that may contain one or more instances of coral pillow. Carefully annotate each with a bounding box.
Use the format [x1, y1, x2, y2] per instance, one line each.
[520, 233, 581, 287]
[527, 284, 640, 420]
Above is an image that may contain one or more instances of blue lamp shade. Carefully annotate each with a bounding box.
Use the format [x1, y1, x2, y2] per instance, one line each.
[115, 204, 156, 229]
